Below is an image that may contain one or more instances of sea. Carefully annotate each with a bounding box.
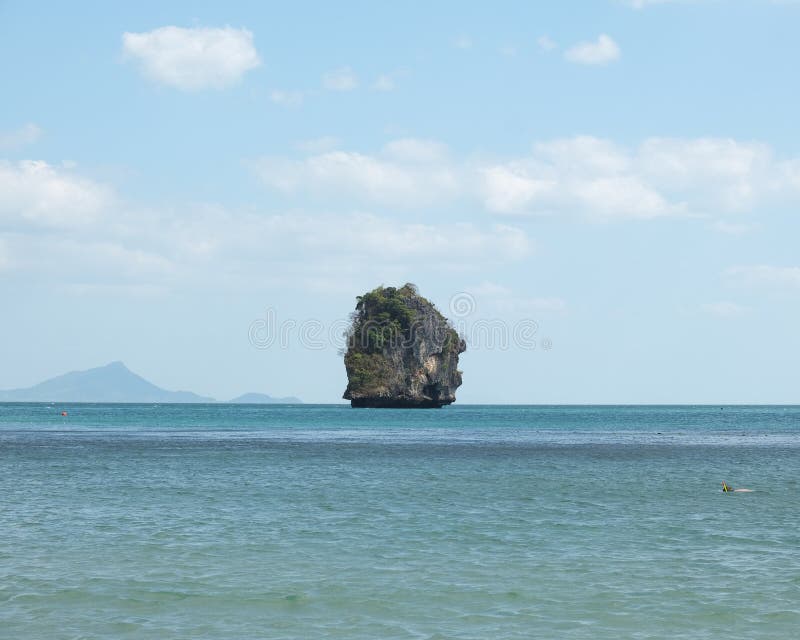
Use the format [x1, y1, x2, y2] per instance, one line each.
[1, 403, 799, 639]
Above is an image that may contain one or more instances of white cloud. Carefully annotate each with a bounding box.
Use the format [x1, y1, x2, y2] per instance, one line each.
[537, 35, 557, 52]
[0, 147, 533, 296]
[573, 176, 675, 218]
[270, 89, 304, 107]
[253, 139, 459, 207]
[480, 135, 800, 219]
[0, 164, 530, 293]
[0, 123, 43, 150]
[479, 137, 680, 219]
[322, 66, 358, 91]
[256, 135, 800, 220]
[480, 165, 555, 215]
[535, 136, 630, 174]
[639, 137, 774, 211]
[0, 160, 113, 228]
[122, 26, 261, 90]
[701, 301, 748, 317]
[726, 265, 800, 289]
[564, 34, 620, 65]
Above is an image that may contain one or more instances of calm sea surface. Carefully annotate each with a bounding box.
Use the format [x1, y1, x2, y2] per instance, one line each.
[1, 404, 799, 639]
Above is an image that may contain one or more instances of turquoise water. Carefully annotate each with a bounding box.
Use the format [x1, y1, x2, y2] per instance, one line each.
[2, 404, 799, 639]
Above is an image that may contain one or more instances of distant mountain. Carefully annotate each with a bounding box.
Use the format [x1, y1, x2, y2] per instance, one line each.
[0, 361, 214, 403]
[228, 392, 303, 404]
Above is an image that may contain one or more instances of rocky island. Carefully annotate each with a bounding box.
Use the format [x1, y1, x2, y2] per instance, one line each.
[343, 284, 466, 408]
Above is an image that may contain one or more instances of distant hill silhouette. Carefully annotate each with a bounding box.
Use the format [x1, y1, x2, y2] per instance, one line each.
[227, 392, 302, 404]
[0, 362, 214, 403]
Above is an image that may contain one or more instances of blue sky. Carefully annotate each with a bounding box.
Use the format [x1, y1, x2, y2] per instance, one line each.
[2, 0, 800, 403]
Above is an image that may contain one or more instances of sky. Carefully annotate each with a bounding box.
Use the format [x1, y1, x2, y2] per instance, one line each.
[2, 0, 800, 403]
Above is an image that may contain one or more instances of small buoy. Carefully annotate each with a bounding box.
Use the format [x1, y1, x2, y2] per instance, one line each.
[61, 411, 67, 416]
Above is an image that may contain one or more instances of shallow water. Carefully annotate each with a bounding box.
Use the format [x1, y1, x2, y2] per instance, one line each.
[2, 404, 799, 639]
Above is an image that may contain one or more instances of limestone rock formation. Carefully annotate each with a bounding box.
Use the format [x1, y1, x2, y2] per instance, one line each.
[343, 284, 466, 408]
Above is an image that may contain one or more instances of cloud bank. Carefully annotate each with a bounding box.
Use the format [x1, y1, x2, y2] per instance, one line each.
[254, 135, 800, 220]
[0, 158, 528, 292]
[7, 133, 800, 293]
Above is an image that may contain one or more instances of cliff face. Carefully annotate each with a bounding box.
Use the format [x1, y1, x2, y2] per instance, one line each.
[343, 284, 466, 408]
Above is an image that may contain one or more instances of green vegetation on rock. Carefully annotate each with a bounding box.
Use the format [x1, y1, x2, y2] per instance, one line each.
[342, 351, 392, 396]
[355, 283, 419, 352]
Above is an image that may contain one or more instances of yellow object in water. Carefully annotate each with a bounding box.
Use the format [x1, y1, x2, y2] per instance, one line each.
[722, 481, 753, 493]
